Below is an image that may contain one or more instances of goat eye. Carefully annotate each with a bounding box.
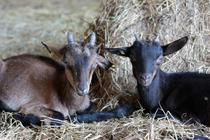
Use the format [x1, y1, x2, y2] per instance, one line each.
[63, 60, 68, 64]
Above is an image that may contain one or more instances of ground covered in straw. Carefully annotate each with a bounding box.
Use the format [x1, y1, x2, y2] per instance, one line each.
[0, 0, 210, 139]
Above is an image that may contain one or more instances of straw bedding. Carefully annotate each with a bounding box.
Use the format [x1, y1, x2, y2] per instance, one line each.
[1, 0, 210, 139]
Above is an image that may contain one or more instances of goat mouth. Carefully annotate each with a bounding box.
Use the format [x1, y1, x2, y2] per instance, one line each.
[138, 70, 157, 87]
[139, 79, 153, 86]
[138, 74, 155, 86]
[77, 89, 89, 96]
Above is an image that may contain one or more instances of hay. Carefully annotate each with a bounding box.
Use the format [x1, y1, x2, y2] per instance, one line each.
[0, 0, 100, 58]
[1, 0, 210, 139]
[1, 111, 209, 140]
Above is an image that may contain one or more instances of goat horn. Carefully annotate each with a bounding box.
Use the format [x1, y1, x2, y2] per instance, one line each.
[89, 32, 96, 46]
[67, 32, 74, 46]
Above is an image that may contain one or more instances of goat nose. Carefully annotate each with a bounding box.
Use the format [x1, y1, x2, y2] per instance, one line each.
[78, 88, 89, 96]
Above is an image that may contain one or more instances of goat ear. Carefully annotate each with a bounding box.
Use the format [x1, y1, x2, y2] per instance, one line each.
[41, 42, 66, 60]
[162, 36, 188, 56]
[105, 47, 130, 57]
[97, 55, 112, 70]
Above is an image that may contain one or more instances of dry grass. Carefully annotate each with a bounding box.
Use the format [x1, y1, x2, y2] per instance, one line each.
[1, 0, 210, 139]
[1, 111, 209, 140]
[0, 0, 100, 58]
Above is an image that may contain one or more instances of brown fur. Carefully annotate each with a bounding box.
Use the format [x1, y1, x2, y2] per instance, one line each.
[0, 33, 112, 123]
[0, 54, 90, 118]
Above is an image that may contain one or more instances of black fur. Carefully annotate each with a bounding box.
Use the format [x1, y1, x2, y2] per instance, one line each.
[1, 99, 133, 126]
[0, 100, 15, 112]
[12, 109, 65, 126]
[0, 100, 65, 127]
[106, 36, 210, 126]
[176, 135, 209, 140]
[13, 113, 41, 126]
[49, 109, 65, 126]
[193, 135, 210, 140]
[70, 105, 134, 123]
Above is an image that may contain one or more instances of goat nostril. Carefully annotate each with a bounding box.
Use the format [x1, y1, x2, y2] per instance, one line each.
[78, 88, 89, 95]
[140, 74, 152, 81]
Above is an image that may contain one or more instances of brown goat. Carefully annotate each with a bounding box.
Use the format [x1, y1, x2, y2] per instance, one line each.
[0, 33, 133, 126]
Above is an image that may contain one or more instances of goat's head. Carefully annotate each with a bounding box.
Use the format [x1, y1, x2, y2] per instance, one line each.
[64, 32, 112, 96]
[105, 35, 188, 86]
[42, 32, 111, 96]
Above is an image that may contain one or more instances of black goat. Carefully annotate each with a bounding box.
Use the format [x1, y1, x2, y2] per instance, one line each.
[106, 35, 210, 127]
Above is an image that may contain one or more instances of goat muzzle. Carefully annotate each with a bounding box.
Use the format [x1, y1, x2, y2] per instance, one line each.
[138, 70, 157, 86]
[77, 87, 89, 96]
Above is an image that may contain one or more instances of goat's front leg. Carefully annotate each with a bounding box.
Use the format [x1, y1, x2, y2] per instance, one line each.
[13, 106, 65, 126]
[69, 104, 135, 123]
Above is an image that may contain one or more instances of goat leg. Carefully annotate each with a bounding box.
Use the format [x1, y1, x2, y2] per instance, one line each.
[69, 104, 134, 123]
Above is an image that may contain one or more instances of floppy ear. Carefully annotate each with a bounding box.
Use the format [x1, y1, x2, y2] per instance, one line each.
[97, 55, 112, 70]
[162, 36, 188, 56]
[41, 42, 66, 60]
[105, 47, 130, 57]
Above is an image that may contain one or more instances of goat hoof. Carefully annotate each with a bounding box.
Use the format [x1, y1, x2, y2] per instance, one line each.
[50, 111, 65, 126]
[51, 111, 65, 121]
[13, 113, 41, 126]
